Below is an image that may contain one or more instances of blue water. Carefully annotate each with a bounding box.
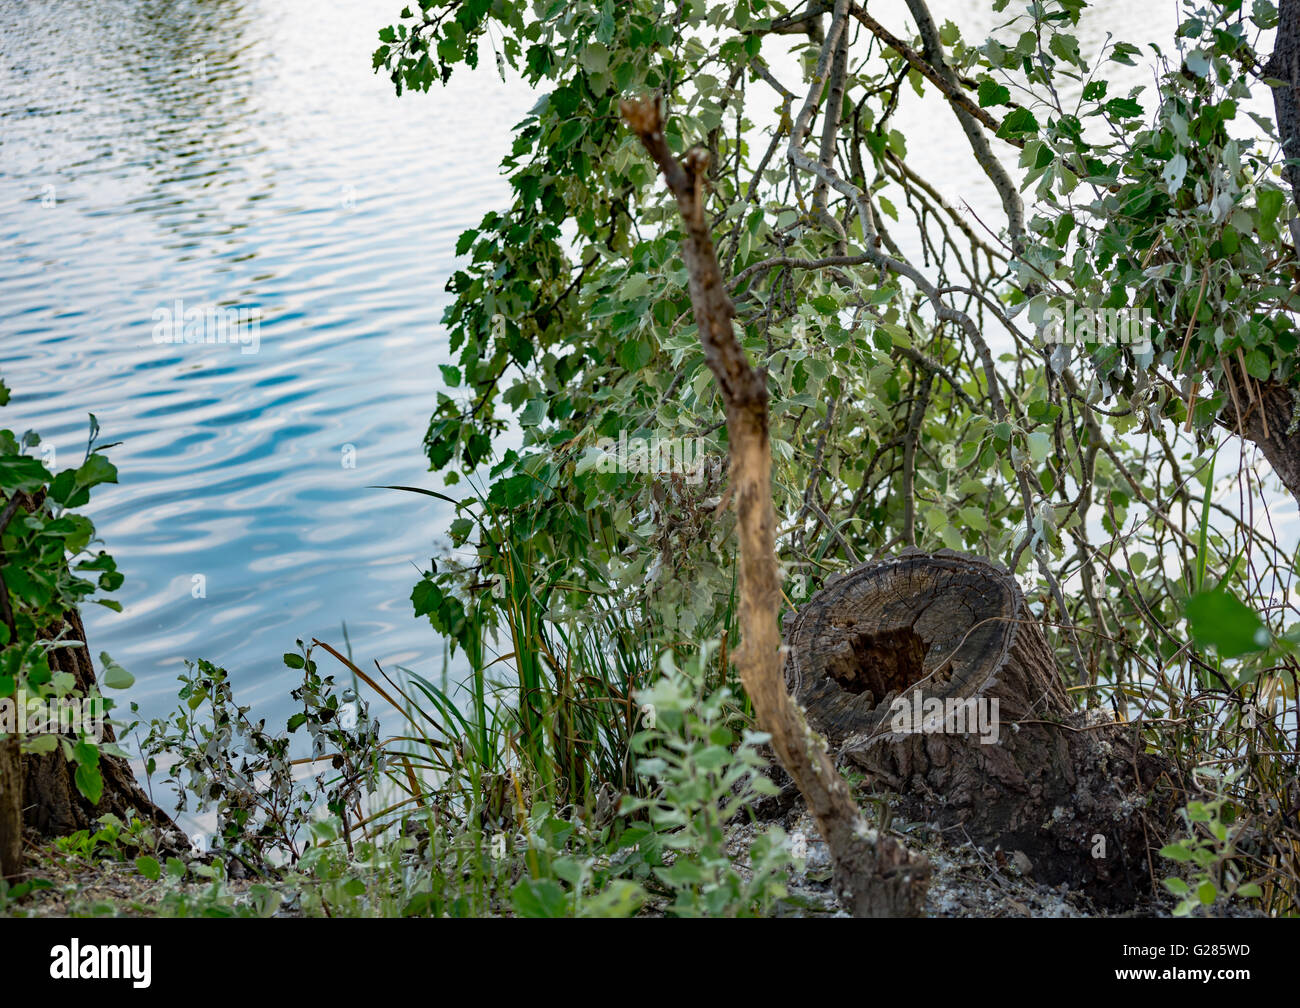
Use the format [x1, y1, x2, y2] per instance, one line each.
[0, 0, 532, 733]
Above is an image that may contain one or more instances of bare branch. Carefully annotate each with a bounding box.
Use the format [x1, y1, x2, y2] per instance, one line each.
[621, 94, 931, 917]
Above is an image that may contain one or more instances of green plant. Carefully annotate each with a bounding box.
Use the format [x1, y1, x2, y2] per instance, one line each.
[1, 378, 131, 872]
[142, 649, 386, 869]
[372, 0, 1300, 915]
[620, 643, 793, 917]
[52, 812, 157, 862]
[0, 875, 53, 913]
[402, 477, 722, 810]
[1160, 788, 1264, 916]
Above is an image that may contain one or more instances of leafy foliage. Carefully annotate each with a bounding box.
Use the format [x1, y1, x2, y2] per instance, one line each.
[142, 650, 385, 867]
[0, 378, 129, 806]
[622, 643, 792, 916]
[1161, 790, 1264, 916]
[376, 0, 1300, 913]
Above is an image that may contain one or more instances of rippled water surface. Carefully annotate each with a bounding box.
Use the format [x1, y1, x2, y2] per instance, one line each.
[0, 0, 532, 724]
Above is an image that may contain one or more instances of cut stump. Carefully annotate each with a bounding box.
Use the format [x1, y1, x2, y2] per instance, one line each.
[783, 549, 1185, 906]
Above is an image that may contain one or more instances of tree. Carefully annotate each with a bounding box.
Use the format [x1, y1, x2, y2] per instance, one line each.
[621, 93, 928, 914]
[378, 0, 1300, 912]
[0, 395, 178, 882]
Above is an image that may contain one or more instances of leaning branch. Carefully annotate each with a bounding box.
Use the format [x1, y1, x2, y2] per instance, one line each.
[620, 94, 930, 917]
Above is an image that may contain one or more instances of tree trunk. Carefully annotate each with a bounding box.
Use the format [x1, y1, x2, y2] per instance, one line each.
[1, 490, 182, 883]
[1269, 0, 1300, 236]
[0, 733, 20, 882]
[21, 605, 178, 840]
[1219, 369, 1300, 503]
[784, 549, 1187, 907]
[1234, 0, 1300, 500]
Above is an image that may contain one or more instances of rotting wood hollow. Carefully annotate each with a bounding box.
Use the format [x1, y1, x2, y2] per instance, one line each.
[784, 548, 1187, 907]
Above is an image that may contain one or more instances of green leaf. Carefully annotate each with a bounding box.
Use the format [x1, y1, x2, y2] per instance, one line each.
[1105, 97, 1144, 119]
[1186, 49, 1211, 77]
[402, 891, 439, 916]
[1048, 33, 1080, 64]
[75, 454, 118, 489]
[1160, 843, 1192, 862]
[996, 107, 1039, 140]
[136, 855, 161, 881]
[75, 762, 103, 805]
[519, 398, 546, 427]
[1185, 590, 1270, 658]
[1258, 187, 1284, 224]
[978, 79, 1011, 107]
[24, 735, 58, 755]
[0, 455, 51, 494]
[511, 877, 568, 917]
[99, 652, 134, 690]
[1244, 349, 1271, 381]
[411, 579, 441, 617]
[617, 339, 653, 372]
[1083, 79, 1108, 101]
[1258, 187, 1285, 241]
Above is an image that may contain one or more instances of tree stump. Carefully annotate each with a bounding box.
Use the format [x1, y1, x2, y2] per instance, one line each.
[20, 605, 180, 841]
[783, 549, 1185, 906]
[1, 489, 182, 881]
[0, 734, 19, 881]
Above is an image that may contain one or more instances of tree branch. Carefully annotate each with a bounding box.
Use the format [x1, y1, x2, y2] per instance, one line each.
[621, 94, 930, 917]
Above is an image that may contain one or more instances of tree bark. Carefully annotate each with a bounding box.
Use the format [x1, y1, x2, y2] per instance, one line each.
[21, 605, 178, 840]
[1, 490, 181, 883]
[1219, 367, 1300, 503]
[1233, 0, 1300, 499]
[785, 549, 1187, 907]
[1269, 0, 1300, 236]
[1, 488, 23, 881]
[621, 95, 930, 916]
[0, 733, 20, 882]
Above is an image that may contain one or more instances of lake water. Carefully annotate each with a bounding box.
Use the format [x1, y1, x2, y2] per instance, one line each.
[0, 0, 533, 734]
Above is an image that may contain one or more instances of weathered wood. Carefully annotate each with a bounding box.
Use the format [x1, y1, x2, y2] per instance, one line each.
[621, 93, 930, 916]
[785, 549, 1185, 906]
